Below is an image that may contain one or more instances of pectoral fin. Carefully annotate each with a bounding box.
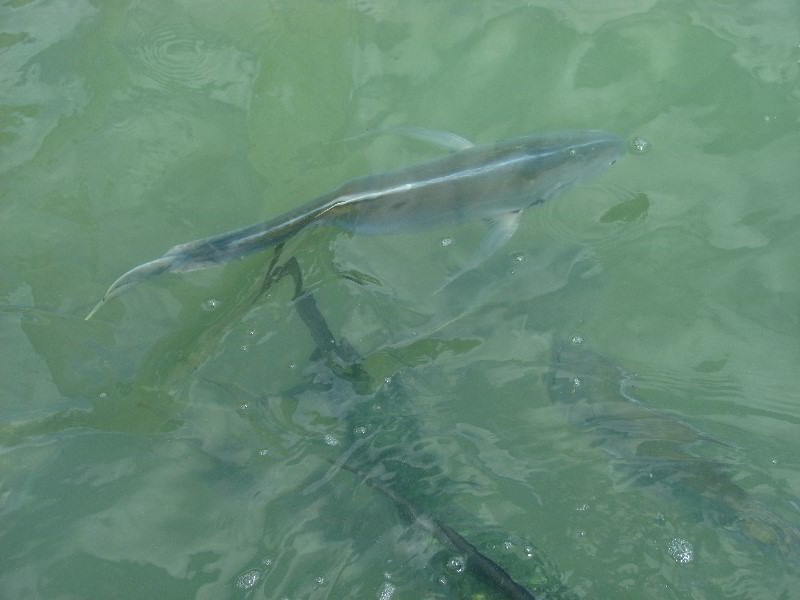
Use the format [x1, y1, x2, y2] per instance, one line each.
[434, 211, 522, 294]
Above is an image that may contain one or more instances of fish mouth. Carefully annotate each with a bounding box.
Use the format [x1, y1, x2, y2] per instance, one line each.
[573, 135, 625, 180]
[585, 132, 625, 168]
[556, 131, 626, 171]
[585, 131, 626, 160]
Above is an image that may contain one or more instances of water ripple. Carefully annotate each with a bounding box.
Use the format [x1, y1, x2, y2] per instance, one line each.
[533, 183, 650, 252]
[125, 21, 258, 109]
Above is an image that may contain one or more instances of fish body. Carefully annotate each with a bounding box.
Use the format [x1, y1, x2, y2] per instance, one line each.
[324, 129, 623, 233]
[86, 129, 623, 318]
[549, 338, 800, 552]
[336, 461, 540, 600]
[264, 245, 577, 598]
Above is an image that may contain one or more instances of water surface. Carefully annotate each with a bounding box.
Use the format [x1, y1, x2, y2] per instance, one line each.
[2, 1, 799, 599]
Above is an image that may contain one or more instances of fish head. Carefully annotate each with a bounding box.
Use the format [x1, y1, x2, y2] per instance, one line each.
[514, 130, 625, 206]
[549, 336, 626, 408]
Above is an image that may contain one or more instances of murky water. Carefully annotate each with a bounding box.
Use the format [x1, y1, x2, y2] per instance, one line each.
[2, 1, 799, 599]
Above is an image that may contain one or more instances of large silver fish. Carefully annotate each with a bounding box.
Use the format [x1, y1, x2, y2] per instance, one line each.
[86, 128, 623, 319]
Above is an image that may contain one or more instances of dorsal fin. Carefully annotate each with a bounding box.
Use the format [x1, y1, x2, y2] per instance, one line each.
[345, 125, 474, 152]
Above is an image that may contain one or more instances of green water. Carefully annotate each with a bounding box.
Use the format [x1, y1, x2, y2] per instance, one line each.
[2, 1, 799, 598]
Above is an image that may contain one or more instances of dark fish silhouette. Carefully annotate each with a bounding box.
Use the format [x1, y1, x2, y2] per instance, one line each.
[334, 460, 541, 600]
[550, 337, 800, 553]
[264, 248, 574, 599]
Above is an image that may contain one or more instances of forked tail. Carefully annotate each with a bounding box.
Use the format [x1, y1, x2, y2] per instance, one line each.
[85, 256, 176, 320]
[85, 203, 323, 320]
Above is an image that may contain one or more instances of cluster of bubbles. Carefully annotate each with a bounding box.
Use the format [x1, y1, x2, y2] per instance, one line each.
[235, 559, 272, 590]
[235, 570, 260, 589]
[446, 556, 466, 573]
[378, 581, 396, 600]
[667, 538, 694, 564]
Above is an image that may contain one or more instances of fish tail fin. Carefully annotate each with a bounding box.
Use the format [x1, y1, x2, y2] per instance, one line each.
[85, 199, 325, 321]
[85, 256, 176, 320]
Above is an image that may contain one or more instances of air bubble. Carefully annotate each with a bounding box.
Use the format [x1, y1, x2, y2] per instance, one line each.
[667, 538, 694, 564]
[630, 136, 650, 154]
[570, 335, 584, 345]
[524, 546, 535, 558]
[201, 298, 219, 311]
[235, 570, 261, 589]
[511, 252, 525, 262]
[441, 237, 453, 247]
[324, 434, 340, 446]
[353, 426, 367, 435]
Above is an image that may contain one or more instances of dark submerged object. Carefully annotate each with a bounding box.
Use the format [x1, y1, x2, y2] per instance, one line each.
[549, 337, 800, 554]
[335, 461, 541, 600]
[262, 246, 577, 599]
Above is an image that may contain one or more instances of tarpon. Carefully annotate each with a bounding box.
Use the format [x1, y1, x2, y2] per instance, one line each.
[86, 128, 624, 319]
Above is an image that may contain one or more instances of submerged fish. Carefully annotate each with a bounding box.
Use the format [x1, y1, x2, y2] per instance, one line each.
[549, 337, 800, 552]
[334, 460, 541, 600]
[269, 249, 575, 599]
[86, 128, 623, 319]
